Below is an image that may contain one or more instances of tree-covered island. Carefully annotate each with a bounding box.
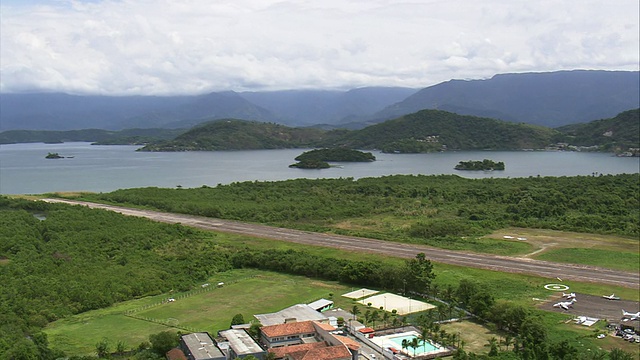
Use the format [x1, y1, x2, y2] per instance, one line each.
[289, 148, 375, 169]
[45, 152, 64, 159]
[455, 159, 505, 171]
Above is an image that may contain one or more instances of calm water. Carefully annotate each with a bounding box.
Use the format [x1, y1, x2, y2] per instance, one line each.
[0, 142, 638, 195]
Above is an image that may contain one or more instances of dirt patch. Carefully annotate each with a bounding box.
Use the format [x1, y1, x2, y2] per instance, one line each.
[540, 293, 640, 323]
[440, 321, 496, 354]
[309, 281, 337, 288]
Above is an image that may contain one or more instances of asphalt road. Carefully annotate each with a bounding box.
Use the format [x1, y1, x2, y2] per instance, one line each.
[42, 198, 640, 289]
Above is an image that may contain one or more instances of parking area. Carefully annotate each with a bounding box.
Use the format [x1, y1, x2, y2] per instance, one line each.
[541, 293, 640, 325]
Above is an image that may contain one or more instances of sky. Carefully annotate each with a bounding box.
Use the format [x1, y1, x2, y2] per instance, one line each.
[1, 0, 638, 95]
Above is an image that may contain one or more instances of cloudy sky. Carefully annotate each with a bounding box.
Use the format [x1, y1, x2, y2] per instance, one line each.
[1, 0, 638, 95]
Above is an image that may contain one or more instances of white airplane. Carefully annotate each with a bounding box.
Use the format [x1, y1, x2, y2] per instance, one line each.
[603, 294, 620, 300]
[621, 310, 640, 320]
[562, 292, 576, 299]
[553, 299, 576, 310]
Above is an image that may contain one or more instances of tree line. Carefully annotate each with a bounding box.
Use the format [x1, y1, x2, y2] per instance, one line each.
[83, 174, 639, 243]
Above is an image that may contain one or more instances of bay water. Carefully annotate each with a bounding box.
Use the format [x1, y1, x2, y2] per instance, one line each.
[1, 142, 638, 195]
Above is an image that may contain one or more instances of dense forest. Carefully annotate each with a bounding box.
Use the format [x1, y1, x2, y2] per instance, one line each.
[1, 195, 636, 360]
[455, 159, 505, 171]
[322, 109, 560, 152]
[294, 148, 376, 162]
[289, 148, 376, 168]
[80, 174, 640, 246]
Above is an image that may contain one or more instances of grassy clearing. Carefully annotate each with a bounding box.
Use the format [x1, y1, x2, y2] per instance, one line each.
[45, 269, 351, 356]
[331, 215, 535, 255]
[135, 270, 350, 332]
[440, 321, 497, 354]
[45, 294, 175, 356]
[484, 227, 639, 269]
[534, 248, 639, 272]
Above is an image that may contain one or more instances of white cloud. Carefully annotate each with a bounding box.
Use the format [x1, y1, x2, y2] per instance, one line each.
[0, 0, 638, 95]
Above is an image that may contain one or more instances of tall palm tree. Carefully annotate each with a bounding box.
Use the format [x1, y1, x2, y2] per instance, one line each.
[420, 327, 430, 353]
[351, 305, 360, 321]
[485, 337, 499, 356]
[370, 311, 380, 329]
[401, 339, 409, 355]
[410, 337, 420, 356]
[382, 311, 390, 328]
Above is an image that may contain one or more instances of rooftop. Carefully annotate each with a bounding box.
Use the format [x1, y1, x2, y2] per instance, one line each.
[218, 329, 264, 355]
[269, 343, 352, 360]
[261, 321, 316, 338]
[255, 304, 328, 326]
[308, 298, 334, 311]
[181, 333, 224, 360]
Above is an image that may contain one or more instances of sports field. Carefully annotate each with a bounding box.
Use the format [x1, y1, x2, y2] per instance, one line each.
[45, 269, 351, 356]
[358, 293, 435, 315]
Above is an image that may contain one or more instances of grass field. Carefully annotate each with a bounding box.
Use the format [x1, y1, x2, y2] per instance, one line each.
[45, 269, 352, 356]
[534, 248, 639, 272]
[482, 227, 639, 271]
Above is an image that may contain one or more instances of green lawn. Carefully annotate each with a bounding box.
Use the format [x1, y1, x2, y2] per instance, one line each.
[534, 248, 640, 272]
[45, 269, 350, 356]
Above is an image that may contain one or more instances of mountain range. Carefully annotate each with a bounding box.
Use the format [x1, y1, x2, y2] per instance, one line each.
[1, 70, 638, 131]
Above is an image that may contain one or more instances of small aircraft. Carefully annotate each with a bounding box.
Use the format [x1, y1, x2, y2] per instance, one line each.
[562, 292, 577, 299]
[553, 298, 576, 310]
[603, 294, 620, 300]
[621, 310, 640, 321]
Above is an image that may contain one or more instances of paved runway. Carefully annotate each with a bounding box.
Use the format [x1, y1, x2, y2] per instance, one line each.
[42, 198, 640, 289]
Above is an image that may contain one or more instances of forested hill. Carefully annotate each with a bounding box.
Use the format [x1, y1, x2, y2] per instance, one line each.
[556, 109, 640, 152]
[323, 109, 559, 153]
[138, 119, 329, 151]
[136, 111, 559, 152]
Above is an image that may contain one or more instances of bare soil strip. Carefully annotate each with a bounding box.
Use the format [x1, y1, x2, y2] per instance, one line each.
[42, 199, 640, 289]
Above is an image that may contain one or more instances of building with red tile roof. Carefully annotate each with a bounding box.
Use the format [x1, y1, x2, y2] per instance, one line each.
[260, 321, 358, 360]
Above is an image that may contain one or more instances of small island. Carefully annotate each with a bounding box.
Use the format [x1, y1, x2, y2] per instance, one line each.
[455, 159, 505, 171]
[289, 148, 376, 169]
[45, 152, 65, 159]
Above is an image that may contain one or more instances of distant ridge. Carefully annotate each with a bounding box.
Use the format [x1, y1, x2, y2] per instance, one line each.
[370, 70, 640, 127]
[1, 70, 638, 131]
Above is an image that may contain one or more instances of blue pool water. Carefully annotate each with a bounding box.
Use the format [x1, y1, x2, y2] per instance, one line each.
[389, 334, 438, 353]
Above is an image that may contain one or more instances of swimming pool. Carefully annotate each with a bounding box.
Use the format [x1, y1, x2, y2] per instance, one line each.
[389, 334, 439, 353]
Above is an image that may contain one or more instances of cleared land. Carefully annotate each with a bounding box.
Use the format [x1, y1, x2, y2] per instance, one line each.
[45, 269, 351, 356]
[42, 199, 640, 289]
[485, 228, 640, 272]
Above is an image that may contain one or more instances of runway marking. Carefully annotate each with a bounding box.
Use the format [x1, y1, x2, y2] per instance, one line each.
[544, 284, 570, 291]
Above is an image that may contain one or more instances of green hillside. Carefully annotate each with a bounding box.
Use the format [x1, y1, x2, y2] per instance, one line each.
[322, 109, 558, 152]
[138, 111, 559, 153]
[556, 109, 640, 154]
[138, 119, 327, 151]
